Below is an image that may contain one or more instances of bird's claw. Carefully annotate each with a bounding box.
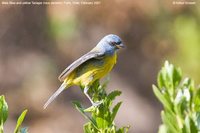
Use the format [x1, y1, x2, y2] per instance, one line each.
[92, 100, 103, 107]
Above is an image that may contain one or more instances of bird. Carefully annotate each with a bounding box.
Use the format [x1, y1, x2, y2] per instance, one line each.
[43, 34, 125, 109]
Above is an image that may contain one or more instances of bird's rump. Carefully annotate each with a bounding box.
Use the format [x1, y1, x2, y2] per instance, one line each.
[58, 51, 104, 82]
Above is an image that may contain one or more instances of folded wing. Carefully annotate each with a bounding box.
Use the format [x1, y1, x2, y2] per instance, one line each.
[58, 51, 104, 81]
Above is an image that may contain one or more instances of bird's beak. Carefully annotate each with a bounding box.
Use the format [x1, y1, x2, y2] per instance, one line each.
[116, 43, 125, 49]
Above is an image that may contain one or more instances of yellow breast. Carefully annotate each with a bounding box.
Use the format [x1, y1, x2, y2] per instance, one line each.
[66, 52, 117, 86]
[96, 52, 117, 78]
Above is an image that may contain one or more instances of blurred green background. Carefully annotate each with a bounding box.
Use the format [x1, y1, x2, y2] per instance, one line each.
[0, 0, 200, 132]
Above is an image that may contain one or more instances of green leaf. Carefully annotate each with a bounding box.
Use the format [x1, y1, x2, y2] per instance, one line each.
[157, 69, 166, 89]
[91, 80, 100, 92]
[107, 90, 122, 102]
[184, 116, 198, 133]
[157, 61, 182, 96]
[184, 116, 191, 133]
[14, 109, 28, 133]
[72, 101, 97, 128]
[152, 85, 172, 111]
[158, 124, 168, 133]
[0, 95, 8, 125]
[111, 102, 122, 123]
[161, 111, 180, 133]
[83, 123, 91, 133]
[196, 112, 200, 130]
[158, 61, 173, 89]
[172, 67, 182, 88]
[190, 118, 197, 133]
[193, 89, 200, 111]
[96, 117, 109, 129]
[83, 122, 98, 133]
[84, 106, 96, 112]
[116, 126, 130, 133]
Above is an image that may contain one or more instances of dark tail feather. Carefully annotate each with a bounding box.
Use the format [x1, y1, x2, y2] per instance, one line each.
[43, 82, 67, 109]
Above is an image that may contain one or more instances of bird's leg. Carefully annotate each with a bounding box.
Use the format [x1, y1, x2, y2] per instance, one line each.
[84, 86, 102, 107]
[83, 86, 93, 104]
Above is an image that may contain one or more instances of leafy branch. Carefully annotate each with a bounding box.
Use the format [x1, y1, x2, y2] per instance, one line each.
[153, 61, 200, 133]
[73, 80, 130, 133]
[0, 95, 28, 133]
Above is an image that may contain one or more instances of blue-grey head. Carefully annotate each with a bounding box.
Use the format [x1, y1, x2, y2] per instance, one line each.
[96, 34, 125, 54]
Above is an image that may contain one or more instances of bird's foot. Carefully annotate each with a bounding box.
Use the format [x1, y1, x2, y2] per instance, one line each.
[92, 100, 103, 107]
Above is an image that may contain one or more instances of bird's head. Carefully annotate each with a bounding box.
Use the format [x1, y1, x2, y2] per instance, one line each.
[96, 34, 125, 54]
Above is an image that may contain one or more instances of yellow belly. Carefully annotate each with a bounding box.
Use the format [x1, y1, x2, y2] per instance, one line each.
[65, 53, 117, 86]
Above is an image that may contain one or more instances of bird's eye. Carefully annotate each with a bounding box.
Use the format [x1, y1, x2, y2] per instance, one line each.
[110, 42, 116, 46]
[116, 41, 121, 45]
[110, 41, 121, 46]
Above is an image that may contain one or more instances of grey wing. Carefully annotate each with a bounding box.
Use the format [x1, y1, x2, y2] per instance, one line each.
[58, 51, 104, 81]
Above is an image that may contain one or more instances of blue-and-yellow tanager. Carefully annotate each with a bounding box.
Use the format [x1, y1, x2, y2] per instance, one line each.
[44, 34, 125, 109]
